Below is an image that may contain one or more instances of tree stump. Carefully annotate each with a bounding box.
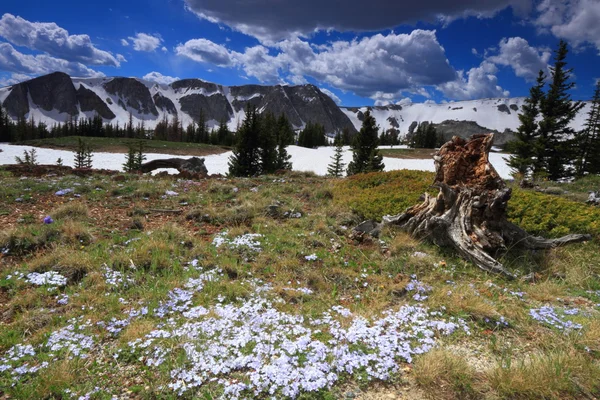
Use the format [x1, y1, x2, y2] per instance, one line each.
[140, 157, 208, 177]
[381, 134, 591, 279]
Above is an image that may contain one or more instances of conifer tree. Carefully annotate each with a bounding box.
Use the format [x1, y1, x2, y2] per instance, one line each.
[74, 138, 93, 169]
[260, 111, 279, 174]
[327, 135, 345, 177]
[508, 70, 546, 177]
[216, 119, 233, 146]
[347, 110, 384, 175]
[575, 80, 600, 176]
[537, 40, 584, 180]
[228, 105, 262, 177]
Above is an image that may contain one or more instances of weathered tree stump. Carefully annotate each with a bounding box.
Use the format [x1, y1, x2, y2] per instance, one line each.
[381, 134, 591, 279]
[140, 157, 208, 176]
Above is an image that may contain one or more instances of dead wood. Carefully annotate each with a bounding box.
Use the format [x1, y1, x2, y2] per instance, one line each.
[380, 134, 591, 279]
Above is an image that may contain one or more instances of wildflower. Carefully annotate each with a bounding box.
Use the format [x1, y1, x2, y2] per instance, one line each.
[43, 216, 54, 224]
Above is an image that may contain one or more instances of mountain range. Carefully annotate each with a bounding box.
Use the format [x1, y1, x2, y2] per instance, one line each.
[0, 72, 592, 145]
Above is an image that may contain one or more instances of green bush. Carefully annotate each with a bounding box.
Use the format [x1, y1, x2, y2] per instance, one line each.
[333, 170, 600, 238]
[332, 170, 433, 220]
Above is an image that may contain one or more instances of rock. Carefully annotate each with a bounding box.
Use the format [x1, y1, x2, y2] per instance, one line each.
[3, 72, 78, 118]
[497, 104, 511, 114]
[77, 85, 116, 119]
[352, 220, 383, 238]
[588, 191, 600, 205]
[179, 93, 233, 123]
[103, 77, 158, 116]
[153, 92, 177, 115]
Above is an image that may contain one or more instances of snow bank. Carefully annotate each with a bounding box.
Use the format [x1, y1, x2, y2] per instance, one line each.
[0, 143, 513, 179]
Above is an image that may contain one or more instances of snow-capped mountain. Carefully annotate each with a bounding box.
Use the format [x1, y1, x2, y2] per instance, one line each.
[0, 72, 592, 144]
[0, 72, 356, 135]
[341, 98, 592, 146]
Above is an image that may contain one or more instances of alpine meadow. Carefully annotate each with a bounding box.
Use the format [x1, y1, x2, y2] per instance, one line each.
[1, 1, 600, 399]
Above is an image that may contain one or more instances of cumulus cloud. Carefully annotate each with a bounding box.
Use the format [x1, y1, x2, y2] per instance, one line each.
[128, 33, 163, 52]
[534, 0, 600, 53]
[176, 30, 457, 98]
[319, 88, 342, 105]
[0, 42, 104, 78]
[116, 54, 127, 63]
[0, 72, 32, 87]
[438, 61, 509, 100]
[175, 38, 234, 66]
[121, 39, 129, 46]
[486, 37, 551, 80]
[0, 13, 120, 67]
[143, 71, 180, 85]
[184, 0, 532, 43]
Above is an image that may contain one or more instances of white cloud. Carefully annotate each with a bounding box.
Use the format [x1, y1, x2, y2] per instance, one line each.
[319, 88, 342, 104]
[471, 48, 478, 55]
[438, 61, 509, 100]
[0, 72, 32, 87]
[116, 54, 127, 63]
[424, 99, 436, 104]
[180, 30, 457, 98]
[396, 97, 413, 106]
[121, 39, 129, 46]
[128, 33, 163, 52]
[535, 0, 600, 53]
[175, 38, 234, 66]
[184, 0, 532, 43]
[143, 71, 180, 85]
[161, 46, 168, 52]
[486, 37, 551, 81]
[0, 42, 104, 77]
[0, 13, 120, 67]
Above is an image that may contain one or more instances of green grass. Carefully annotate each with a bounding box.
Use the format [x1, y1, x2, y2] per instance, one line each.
[16, 135, 229, 156]
[0, 169, 598, 399]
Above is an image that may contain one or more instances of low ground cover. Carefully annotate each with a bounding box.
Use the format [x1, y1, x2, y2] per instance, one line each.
[0, 168, 598, 399]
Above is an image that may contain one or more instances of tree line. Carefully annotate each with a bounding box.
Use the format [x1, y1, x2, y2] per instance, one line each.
[509, 40, 600, 180]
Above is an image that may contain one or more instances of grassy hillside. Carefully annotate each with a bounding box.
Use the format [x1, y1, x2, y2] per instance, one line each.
[17, 136, 229, 156]
[0, 168, 598, 399]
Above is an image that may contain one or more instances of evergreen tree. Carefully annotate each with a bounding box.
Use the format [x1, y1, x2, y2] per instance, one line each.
[123, 141, 146, 172]
[575, 80, 600, 176]
[298, 122, 326, 148]
[0, 105, 10, 142]
[327, 137, 345, 177]
[260, 111, 279, 174]
[409, 122, 439, 148]
[195, 109, 208, 143]
[127, 112, 134, 139]
[537, 40, 584, 180]
[74, 138, 93, 169]
[228, 105, 262, 177]
[276, 114, 295, 145]
[508, 70, 546, 177]
[216, 119, 233, 146]
[347, 110, 384, 175]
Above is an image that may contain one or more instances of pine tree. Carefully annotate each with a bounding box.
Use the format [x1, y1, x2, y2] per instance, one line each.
[575, 80, 600, 176]
[347, 110, 384, 175]
[216, 119, 232, 146]
[508, 70, 546, 177]
[123, 144, 137, 172]
[74, 138, 93, 169]
[260, 112, 279, 174]
[127, 112, 134, 139]
[228, 105, 262, 177]
[537, 40, 584, 180]
[327, 136, 345, 177]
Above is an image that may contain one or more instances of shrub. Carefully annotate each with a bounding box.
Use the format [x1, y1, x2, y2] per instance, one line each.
[333, 170, 600, 238]
[332, 170, 433, 220]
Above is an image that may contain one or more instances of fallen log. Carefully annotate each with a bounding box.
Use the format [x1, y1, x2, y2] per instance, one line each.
[140, 157, 208, 176]
[377, 134, 591, 279]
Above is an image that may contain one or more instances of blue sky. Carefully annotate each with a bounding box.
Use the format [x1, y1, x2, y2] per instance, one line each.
[0, 0, 598, 106]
